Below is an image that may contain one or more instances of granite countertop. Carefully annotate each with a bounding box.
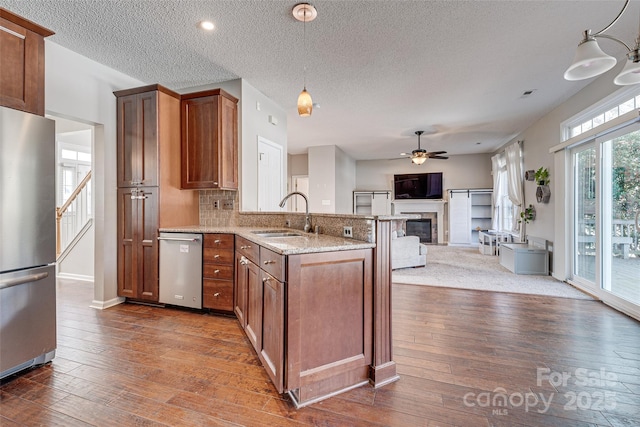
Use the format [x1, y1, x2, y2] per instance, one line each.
[159, 225, 375, 255]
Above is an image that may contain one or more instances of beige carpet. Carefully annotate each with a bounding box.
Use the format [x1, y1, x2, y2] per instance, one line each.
[392, 245, 594, 300]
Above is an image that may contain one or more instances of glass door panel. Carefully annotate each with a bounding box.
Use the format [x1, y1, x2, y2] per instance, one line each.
[573, 145, 597, 284]
[601, 131, 640, 304]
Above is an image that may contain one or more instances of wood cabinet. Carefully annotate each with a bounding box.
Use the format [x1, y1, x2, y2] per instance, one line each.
[235, 235, 259, 332]
[234, 235, 373, 406]
[260, 272, 285, 393]
[286, 249, 372, 405]
[115, 90, 159, 187]
[117, 187, 159, 301]
[114, 85, 199, 302]
[181, 89, 238, 190]
[0, 8, 54, 116]
[203, 234, 234, 311]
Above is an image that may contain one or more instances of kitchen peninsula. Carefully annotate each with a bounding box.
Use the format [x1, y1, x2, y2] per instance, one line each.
[161, 215, 400, 408]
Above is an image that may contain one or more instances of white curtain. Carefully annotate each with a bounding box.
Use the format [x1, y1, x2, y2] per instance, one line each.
[491, 154, 504, 230]
[505, 142, 524, 240]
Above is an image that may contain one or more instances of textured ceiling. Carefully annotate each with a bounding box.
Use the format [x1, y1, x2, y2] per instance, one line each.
[2, 0, 638, 160]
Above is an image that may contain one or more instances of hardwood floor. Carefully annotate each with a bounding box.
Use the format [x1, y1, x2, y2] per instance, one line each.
[2, 279, 639, 426]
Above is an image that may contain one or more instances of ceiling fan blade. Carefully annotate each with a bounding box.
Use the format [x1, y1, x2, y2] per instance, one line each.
[428, 151, 447, 155]
[429, 156, 449, 159]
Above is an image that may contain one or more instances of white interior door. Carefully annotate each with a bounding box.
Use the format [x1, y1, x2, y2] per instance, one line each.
[257, 137, 283, 212]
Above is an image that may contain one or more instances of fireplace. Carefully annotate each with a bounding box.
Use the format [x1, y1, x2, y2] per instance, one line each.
[394, 199, 445, 244]
[406, 219, 432, 243]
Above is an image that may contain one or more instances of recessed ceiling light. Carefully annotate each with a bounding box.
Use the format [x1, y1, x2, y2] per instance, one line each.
[199, 21, 215, 31]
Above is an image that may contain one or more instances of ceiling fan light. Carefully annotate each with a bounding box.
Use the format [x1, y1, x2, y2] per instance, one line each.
[564, 39, 617, 81]
[297, 88, 313, 117]
[411, 155, 427, 165]
[614, 53, 640, 85]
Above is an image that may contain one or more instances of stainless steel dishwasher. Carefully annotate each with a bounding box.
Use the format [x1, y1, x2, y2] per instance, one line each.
[159, 232, 203, 309]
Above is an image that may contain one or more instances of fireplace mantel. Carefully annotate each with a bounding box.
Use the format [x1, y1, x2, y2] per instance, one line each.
[392, 200, 447, 244]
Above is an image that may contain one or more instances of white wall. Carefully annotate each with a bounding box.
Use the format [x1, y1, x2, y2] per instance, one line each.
[46, 40, 144, 307]
[308, 145, 336, 213]
[497, 66, 622, 279]
[288, 153, 309, 177]
[335, 146, 356, 214]
[57, 221, 94, 281]
[356, 154, 493, 194]
[239, 80, 288, 211]
[305, 145, 356, 214]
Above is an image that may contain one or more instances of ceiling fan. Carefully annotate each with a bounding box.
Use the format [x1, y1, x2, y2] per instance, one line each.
[404, 130, 448, 164]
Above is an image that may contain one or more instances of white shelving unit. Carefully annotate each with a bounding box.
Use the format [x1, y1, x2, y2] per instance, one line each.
[353, 191, 391, 215]
[447, 188, 493, 246]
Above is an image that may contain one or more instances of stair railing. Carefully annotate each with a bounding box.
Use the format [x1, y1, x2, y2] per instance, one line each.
[56, 170, 92, 257]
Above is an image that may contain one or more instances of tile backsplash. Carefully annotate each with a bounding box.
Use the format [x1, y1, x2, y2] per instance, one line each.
[199, 189, 375, 242]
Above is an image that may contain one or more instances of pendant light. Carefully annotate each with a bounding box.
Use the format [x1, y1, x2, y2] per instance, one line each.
[293, 3, 317, 117]
[565, 0, 640, 85]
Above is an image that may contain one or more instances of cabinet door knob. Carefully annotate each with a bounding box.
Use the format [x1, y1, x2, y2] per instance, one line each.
[214, 254, 220, 259]
[263, 260, 275, 265]
[262, 277, 268, 283]
[240, 257, 248, 265]
[214, 292, 220, 297]
[214, 239, 221, 244]
[240, 245, 251, 250]
[214, 269, 220, 274]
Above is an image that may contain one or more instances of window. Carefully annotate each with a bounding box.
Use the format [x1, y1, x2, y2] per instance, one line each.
[564, 86, 640, 141]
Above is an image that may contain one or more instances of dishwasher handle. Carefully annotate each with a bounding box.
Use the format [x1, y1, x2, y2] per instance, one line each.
[157, 236, 201, 243]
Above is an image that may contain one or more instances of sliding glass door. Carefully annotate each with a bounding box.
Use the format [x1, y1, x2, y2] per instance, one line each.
[601, 130, 640, 304]
[572, 126, 640, 309]
[573, 143, 597, 285]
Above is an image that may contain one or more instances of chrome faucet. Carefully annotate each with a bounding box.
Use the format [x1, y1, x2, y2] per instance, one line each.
[279, 191, 312, 233]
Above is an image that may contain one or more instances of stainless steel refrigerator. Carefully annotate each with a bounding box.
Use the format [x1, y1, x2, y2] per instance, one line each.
[0, 106, 57, 380]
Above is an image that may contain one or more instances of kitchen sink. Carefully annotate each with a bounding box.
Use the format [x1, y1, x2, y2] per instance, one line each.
[251, 230, 303, 238]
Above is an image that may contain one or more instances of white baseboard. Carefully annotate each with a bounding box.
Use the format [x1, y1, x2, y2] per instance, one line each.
[90, 296, 125, 310]
[57, 272, 94, 282]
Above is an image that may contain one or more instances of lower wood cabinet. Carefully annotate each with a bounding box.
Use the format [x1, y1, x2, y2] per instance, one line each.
[117, 187, 159, 301]
[202, 233, 234, 311]
[234, 235, 373, 405]
[259, 272, 285, 393]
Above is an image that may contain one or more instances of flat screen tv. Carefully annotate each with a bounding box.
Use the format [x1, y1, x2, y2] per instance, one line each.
[394, 172, 443, 200]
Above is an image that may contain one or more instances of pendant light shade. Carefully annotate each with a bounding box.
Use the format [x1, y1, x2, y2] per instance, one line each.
[293, 3, 317, 117]
[297, 88, 313, 116]
[614, 52, 640, 85]
[563, 0, 640, 85]
[564, 38, 617, 81]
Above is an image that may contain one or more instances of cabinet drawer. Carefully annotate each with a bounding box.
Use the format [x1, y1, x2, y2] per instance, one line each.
[260, 247, 285, 282]
[203, 248, 234, 264]
[203, 279, 233, 311]
[204, 233, 234, 249]
[236, 235, 259, 264]
[203, 263, 234, 280]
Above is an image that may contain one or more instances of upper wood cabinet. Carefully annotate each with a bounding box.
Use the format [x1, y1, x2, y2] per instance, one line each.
[0, 8, 54, 116]
[114, 86, 164, 187]
[181, 89, 238, 190]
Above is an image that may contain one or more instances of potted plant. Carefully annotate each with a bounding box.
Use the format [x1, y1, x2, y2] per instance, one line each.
[534, 167, 550, 185]
[518, 204, 536, 224]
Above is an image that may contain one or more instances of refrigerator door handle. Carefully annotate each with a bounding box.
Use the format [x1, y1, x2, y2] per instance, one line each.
[157, 236, 201, 242]
[0, 271, 49, 290]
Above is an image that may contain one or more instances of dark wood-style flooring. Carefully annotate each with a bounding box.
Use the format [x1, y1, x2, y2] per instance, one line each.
[1, 279, 639, 426]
